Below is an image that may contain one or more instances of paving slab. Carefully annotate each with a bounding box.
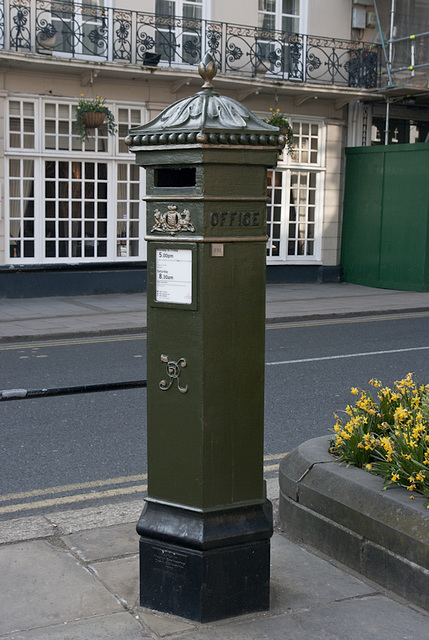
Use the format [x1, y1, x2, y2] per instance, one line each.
[62, 522, 138, 562]
[174, 595, 429, 640]
[136, 610, 196, 637]
[92, 556, 140, 610]
[0, 613, 150, 640]
[269, 535, 375, 612]
[0, 540, 122, 636]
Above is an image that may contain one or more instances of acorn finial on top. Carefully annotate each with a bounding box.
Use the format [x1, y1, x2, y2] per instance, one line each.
[198, 52, 217, 89]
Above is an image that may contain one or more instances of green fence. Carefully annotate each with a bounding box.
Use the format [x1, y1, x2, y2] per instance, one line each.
[341, 143, 429, 291]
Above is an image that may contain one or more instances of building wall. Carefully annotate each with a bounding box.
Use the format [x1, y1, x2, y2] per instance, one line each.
[0, 0, 382, 294]
[323, 120, 346, 266]
[307, 0, 351, 38]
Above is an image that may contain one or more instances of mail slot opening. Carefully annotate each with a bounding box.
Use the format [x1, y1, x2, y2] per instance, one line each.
[155, 167, 196, 188]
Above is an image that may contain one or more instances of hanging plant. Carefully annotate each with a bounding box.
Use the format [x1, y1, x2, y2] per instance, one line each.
[265, 108, 295, 156]
[76, 94, 116, 142]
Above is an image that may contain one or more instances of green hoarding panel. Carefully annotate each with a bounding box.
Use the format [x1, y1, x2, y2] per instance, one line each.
[342, 143, 429, 291]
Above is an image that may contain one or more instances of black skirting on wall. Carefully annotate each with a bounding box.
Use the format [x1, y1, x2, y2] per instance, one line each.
[0, 263, 341, 298]
[0, 262, 148, 298]
[266, 264, 341, 285]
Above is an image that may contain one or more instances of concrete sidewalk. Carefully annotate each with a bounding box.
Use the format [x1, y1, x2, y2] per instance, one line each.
[1, 282, 429, 638]
[1, 479, 429, 640]
[2, 281, 429, 342]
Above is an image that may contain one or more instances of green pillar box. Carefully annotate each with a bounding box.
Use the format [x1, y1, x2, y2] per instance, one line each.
[126, 55, 285, 623]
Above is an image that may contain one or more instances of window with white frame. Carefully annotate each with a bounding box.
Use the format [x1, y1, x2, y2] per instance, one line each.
[9, 101, 36, 149]
[258, 0, 301, 33]
[266, 118, 325, 263]
[257, 1, 304, 77]
[44, 160, 108, 259]
[116, 163, 141, 258]
[49, 0, 107, 58]
[155, 0, 204, 65]
[6, 97, 146, 264]
[8, 158, 36, 259]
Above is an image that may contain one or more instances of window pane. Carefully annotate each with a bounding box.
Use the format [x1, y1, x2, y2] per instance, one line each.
[118, 183, 127, 200]
[282, 16, 298, 31]
[23, 103, 34, 116]
[10, 118, 20, 132]
[10, 201, 20, 217]
[97, 183, 107, 199]
[98, 202, 108, 218]
[23, 160, 34, 177]
[129, 221, 139, 237]
[9, 101, 20, 115]
[283, 0, 299, 14]
[24, 135, 35, 149]
[24, 118, 34, 132]
[23, 241, 34, 257]
[130, 164, 140, 180]
[129, 240, 139, 256]
[45, 120, 56, 134]
[156, 0, 175, 15]
[259, 0, 276, 11]
[130, 183, 139, 200]
[72, 202, 81, 218]
[9, 160, 20, 177]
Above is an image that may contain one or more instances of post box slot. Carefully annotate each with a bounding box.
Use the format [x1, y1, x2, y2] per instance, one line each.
[155, 167, 196, 188]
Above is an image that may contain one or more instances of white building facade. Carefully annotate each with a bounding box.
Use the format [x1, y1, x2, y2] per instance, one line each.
[0, 0, 424, 296]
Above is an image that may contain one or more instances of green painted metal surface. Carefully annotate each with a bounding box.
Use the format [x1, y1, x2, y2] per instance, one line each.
[138, 152, 275, 511]
[128, 56, 283, 510]
[341, 143, 429, 291]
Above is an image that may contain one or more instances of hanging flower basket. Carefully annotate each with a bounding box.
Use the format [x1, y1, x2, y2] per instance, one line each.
[76, 95, 116, 142]
[265, 108, 295, 157]
[82, 111, 106, 129]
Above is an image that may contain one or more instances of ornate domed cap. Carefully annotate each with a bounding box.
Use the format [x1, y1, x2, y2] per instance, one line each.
[125, 53, 285, 149]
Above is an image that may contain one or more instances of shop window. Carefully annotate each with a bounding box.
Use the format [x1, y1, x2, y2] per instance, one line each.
[6, 97, 146, 264]
[117, 163, 142, 258]
[266, 119, 324, 263]
[8, 159, 35, 259]
[44, 160, 108, 259]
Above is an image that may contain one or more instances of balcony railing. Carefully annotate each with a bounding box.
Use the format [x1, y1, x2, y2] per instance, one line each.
[0, 0, 382, 89]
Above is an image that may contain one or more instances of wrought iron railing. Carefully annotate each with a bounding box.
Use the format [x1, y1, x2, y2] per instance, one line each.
[1, 0, 382, 88]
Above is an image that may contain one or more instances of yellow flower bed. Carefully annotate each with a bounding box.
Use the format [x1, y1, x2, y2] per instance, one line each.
[330, 373, 429, 507]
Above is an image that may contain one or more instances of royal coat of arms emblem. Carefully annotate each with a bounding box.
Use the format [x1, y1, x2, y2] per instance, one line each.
[151, 204, 195, 234]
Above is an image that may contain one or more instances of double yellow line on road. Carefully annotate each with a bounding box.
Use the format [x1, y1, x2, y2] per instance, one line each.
[0, 454, 287, 517]
[0, 334, 147, 352]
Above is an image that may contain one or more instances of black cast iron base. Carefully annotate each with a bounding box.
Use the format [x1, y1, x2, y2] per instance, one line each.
[136, 500, 273, 623]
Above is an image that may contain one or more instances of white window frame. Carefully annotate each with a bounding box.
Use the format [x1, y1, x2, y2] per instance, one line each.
[155, 0, 205, 67]
[257, 1, 307, 80]
[258, 0, 302, 34]
[264, 115, 325, 265]
[5, 95, 147, 265]
[46, 0, 112, 62]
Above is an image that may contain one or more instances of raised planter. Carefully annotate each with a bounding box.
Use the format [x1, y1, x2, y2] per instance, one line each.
[279, 436, 429, 611]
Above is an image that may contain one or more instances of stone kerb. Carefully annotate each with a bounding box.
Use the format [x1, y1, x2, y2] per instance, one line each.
[279, 436, 429, 611]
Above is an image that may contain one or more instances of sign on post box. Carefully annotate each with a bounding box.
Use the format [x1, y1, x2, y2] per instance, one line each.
[155, 248, 193, 304]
